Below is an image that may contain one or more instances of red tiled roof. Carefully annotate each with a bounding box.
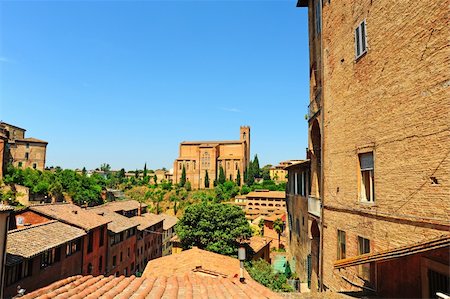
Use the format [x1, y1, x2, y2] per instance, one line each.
[20, 273, 281, 299]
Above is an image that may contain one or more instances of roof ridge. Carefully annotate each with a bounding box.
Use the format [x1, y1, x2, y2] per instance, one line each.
[8, 220, 59, 234]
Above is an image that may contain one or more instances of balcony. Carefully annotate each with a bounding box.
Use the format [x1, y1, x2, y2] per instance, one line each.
[308, 196, 321, 218]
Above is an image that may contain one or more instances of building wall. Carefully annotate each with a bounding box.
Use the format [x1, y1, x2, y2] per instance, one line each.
[0, 136, 6, 178]
[162, 227, 175, 256]
[82, 225, 107, 276]
[135, 222, 163, 273]
[315, 0, 450, 293]
[4, 244, 82, 298]
[269, 168, 287, 182]
[9, 142, 47, 171]
[107, 233, 136, 276]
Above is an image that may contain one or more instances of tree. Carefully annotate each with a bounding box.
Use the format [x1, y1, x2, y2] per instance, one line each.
[258, 218, 265, 236]
[261, 164, 272, 181]
[246, 259, 293, 292]
[253, 155, 261, 178]
[176, 202, 252, 256]
[273, 218, 285, 249]
[204, 170, 210, 188]
[117, 168, 126, 182]
[218, 166, 226, 185]
[82, 167, 87, 176]
[100, 163, 111, 172]
[236, 169, 241, 186]
[143, 163, 148, 178]
[135, 169, 139, 179]
[245, 165, 255, 186]
[153, 175, 158, 185]
[185, 181, 192, 191]
[145, 189, 166, 214]
[180, 165, 186, 187]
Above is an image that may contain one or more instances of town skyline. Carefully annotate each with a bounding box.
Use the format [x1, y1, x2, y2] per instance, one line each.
[0, 1, 309, 170]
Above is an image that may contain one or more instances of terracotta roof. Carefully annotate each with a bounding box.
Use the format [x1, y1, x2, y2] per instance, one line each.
[7, 220, 85, 262]
[30, 204, 110, 231]
[264, 213, 286, 222]
[245, 191, 286, 199]
[143, 247, 242, 278]
[283, 159, 310, 170]
[89, 207, 138, 233]
[102, 199, 147, 212]
[15, 137, 48, 144]
[159, 213, 178, 230]
[0, 121, 26, 131]
[20, 273, 281, 299]
[131, 213, 164, 231]
[246, 236, 271, 253]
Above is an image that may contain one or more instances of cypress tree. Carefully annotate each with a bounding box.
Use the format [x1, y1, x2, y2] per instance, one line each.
[143, 162, 148, 178]
[236, 169, 241, 186]
[180, 165, 186, 187]
[205, 170, 210, 188]
[253, 154, 261, 178]
[218, 166, 226, 185]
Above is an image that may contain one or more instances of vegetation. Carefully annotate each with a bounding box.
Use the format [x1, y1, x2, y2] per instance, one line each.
[273, 218, 285, 249]
[180, 165, 186, 187]
[245, 259, 294, 292]
[175, 202, 252, 256]
[204, 170, 210, 188]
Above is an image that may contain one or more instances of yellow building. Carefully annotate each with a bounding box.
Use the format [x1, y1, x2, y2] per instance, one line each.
[269, 160, 304, 182]
[0, 122, 47, 171]
[173, 126, 251, 189]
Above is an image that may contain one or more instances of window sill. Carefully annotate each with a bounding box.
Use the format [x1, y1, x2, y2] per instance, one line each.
[355, 50, 368, 62]
[358, 200, 376, 207]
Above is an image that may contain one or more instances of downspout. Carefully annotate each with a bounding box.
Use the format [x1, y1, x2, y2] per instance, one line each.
[319, 0, 325, 292]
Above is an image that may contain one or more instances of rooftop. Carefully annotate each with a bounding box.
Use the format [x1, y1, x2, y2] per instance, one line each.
[20, 273, 280, 299]
[246, 236, 271, 253]
[159, 213, 178, 230]
[245, 191, 286, 199]
[88, 207, 138, 233]
[7, 220, 85, 263]
[181, 140, 243, 145]
[102, 199, 147, 212]
[143, 247, 242, 278]
[29, 204, 110, 231]
[131, 213, 164, 231]
[15, 137, 48, 144]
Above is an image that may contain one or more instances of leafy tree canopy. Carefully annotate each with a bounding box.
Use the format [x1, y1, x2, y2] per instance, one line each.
[175, 202, 252, 256]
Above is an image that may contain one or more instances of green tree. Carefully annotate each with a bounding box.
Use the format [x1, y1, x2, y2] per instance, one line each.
[253, 154, 260, 178]
[204, 170, 210, 188]
[273, 218, 285, 249]
[236, 169, 241, 186]
[218, 166, 226, 185]
[176, 202, 252, 256]
[82, 167, 87, 176]
[153, 175, 158, 185]
[245, 259, 293, 292]
[258, 218, 265, 236]
[185, 181, 192, 191]
[143, 163, 148, 178]
[100, 163, 111, 172]
[261, 164, 272, 181]
[135, 169, 139, 179]
[145, 189, 166, 214]
[180, 165, 186, 187]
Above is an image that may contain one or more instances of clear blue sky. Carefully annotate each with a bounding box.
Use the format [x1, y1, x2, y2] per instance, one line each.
[0, 0, 309, 171]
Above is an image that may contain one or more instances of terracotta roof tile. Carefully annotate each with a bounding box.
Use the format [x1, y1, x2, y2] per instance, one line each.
[15, 137, 48, 144]
[131, 213, 164, 231]
[21, 274, 281, 299]
[88, 207, 138, 233]
[29, 204, 110, 231]
[245, 191, 286, 199]
[7, 220, 86, 261]
[143, 247, 241, 278]
[102, 200, 147, 212]
[158, 213, 178, 230]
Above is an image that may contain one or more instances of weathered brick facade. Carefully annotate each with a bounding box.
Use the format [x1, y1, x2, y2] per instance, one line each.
[297, 0, 449, 296]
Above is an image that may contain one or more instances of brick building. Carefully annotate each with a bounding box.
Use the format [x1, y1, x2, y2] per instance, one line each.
[25, 204, 109, 276]
[284, 160, 311, 284]
[173, 126, 251, 189]
[0, 122, 47, 171]
[296, 0, 449, 297]
[4, 221, 85, 298]
[244, 190, 286, 220]
[89, 207, 138, 276]
[159, 213, 178, 256]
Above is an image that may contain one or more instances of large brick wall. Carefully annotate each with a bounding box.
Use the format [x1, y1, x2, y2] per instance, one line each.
[317, 0, 450, 292]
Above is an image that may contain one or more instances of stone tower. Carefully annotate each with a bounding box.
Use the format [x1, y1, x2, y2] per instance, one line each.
[240, 126, 251, 166]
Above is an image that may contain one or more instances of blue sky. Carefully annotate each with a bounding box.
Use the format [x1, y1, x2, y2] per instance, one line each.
[0, 0, 309, 171]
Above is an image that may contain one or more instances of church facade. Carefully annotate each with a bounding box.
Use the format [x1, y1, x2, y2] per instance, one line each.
[173, 126, 251, 189]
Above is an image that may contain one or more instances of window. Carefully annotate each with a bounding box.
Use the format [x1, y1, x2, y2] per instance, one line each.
[18, 162, 22, 168]
[201, 152, 210, 169]
[32, 163, 37, 169]
[358, 236, 371, 280]
[193, 161, 196, 170]
[87, 231, 94, 253]
[294, 172, 298, 194]
[66, 239, 81, 256]
[87, 263, 93, 274]
[100, 226, 105, 247]
[25, 152, 29, 160]
[179, 162, 182, 170]
[112, 256, 117, 267]
[120, 252, 123, 262]
[337, 230, 346, 259]
[359, 152, 374, 202]
[186, 162, 190, 170]
[131, 262, 135, 271]
[99, 256, 103, 272]
[26, 143, 30, 149]
[128, 247, 130, 257]
[40, 247, 61, 268]
[124, 267, 128, 276]
[315, 0, 322, 34]
[5, 260, 32, 286]
[355, 20, 368, 59]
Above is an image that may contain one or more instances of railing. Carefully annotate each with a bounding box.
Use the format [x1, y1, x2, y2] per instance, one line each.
[308, 196, 321, 218]
[308, 88, 322, 120]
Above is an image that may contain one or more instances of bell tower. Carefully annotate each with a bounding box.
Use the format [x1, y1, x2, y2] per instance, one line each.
[240, 126, 251, 166]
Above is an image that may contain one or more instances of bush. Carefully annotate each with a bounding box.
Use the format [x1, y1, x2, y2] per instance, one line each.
[246, 259, 294, 292]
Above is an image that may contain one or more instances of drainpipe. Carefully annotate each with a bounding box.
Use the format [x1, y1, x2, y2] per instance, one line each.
[318, 0, 325, 292]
